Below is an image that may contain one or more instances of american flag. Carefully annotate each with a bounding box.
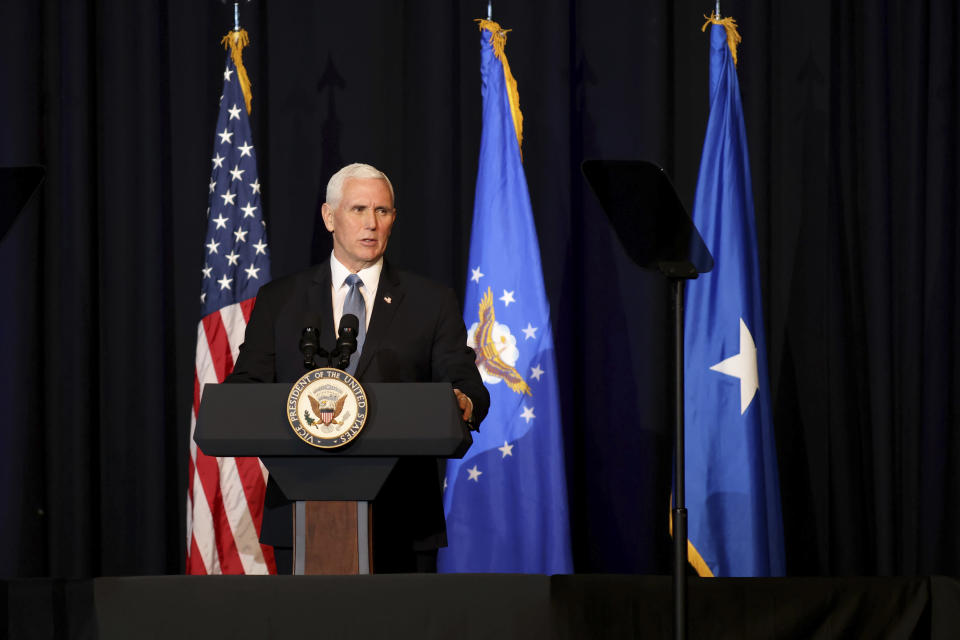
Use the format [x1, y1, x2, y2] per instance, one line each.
[186, 34, 275, 575]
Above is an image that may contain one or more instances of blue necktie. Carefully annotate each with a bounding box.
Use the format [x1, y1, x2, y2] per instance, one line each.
[342, 274, 366, 375]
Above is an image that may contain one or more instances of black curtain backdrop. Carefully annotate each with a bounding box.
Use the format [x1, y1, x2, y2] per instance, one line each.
[1, 0, 957, 578]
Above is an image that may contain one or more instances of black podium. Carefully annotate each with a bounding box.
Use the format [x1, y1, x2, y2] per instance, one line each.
[195, 381, 471, 575]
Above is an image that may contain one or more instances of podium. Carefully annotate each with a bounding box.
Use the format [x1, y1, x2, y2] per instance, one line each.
[195, 381, 471, 574]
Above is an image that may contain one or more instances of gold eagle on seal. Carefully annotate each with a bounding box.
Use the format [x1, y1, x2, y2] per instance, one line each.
[472, 287, 531, 396]
[308, 393, 347, 425]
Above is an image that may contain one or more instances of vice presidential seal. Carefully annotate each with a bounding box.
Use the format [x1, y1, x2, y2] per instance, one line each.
[286, 368, 368, 449]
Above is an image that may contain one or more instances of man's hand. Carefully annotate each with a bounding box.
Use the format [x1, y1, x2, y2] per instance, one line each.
[453, 388, 474, 423]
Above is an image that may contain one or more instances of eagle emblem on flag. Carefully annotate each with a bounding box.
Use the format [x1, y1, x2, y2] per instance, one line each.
[470, 287, 531, 396]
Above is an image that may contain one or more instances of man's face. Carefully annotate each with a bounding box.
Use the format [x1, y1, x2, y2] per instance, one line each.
[322, 177, 396, 272]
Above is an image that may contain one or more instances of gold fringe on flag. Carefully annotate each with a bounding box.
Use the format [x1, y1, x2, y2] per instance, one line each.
[687, 540, 715, 577]
[221, 29, 253, 114]
[669, 495, 717, 577]
[701, 11, 742, 66]
[475, 18, 524, 155]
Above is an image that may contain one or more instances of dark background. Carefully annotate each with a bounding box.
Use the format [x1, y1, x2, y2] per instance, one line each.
[1, 0, 957, 578]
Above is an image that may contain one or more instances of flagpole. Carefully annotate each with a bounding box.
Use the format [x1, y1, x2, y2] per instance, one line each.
[673, 280, 688, 640]
[234, 2, 240, 30]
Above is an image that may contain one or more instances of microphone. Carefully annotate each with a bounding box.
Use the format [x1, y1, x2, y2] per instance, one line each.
[334, 313, 359, 370]
[299, 314, 323, 370]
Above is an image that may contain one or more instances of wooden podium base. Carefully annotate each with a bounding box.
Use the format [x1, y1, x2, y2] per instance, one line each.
[292, 500, 374, 575]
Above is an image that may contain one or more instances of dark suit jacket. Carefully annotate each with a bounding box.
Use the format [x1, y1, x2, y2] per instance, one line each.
[226, 258, 489, 566]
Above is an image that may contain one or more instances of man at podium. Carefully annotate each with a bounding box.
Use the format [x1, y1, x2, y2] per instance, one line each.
[227, 163, 489, 573]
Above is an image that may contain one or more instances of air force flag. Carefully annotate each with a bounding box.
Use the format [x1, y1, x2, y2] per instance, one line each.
[438, 20, 573, 574]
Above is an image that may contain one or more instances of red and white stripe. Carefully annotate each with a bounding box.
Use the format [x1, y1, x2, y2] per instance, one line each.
[186, 298, 276, 575]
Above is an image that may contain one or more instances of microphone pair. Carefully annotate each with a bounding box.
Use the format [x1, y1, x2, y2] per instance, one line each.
[299, 313, 359, 371]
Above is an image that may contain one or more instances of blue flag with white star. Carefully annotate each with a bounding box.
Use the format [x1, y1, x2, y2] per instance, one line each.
[683, 18, 785, 577]
[438, 20, 572, 574]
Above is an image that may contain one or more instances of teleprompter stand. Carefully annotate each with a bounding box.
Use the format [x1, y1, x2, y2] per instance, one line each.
[582, 160, 713, 640]
[195, 382, 471, 574]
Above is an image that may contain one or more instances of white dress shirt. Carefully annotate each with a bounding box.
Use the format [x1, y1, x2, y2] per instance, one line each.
[329, 252, 381, 331]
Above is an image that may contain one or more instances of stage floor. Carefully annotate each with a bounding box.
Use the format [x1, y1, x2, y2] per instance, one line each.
[4, 574, 959, 639]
